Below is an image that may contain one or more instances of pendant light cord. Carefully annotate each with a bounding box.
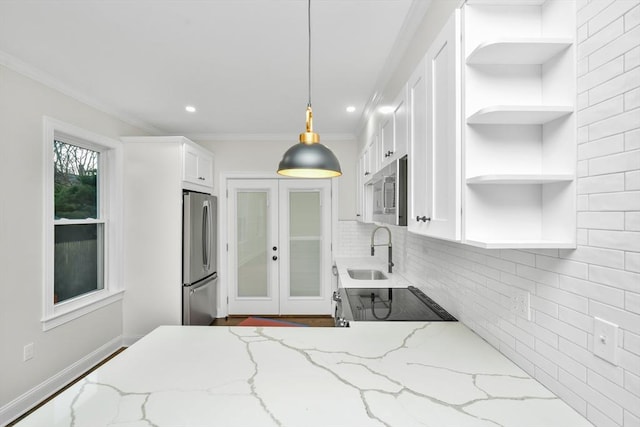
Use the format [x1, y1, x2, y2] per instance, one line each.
[307, 0, 312, 108]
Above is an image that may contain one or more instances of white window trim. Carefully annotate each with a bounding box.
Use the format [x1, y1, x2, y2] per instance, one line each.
[42, 117, 124, 331]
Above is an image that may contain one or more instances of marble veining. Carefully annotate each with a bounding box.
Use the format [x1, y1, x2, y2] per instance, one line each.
[16, 323, 593, 427]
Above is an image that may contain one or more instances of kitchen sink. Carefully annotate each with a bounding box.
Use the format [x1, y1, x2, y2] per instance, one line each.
[347, 269, 388, 280]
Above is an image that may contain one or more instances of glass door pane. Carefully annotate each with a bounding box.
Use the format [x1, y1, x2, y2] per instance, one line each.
[236, 191, 268, 297]
[227, 179, 279, 315]
[289, 191, 321, 297]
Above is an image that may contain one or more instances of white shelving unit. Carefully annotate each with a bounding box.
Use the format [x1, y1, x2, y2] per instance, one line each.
[462, 0, 576, 248]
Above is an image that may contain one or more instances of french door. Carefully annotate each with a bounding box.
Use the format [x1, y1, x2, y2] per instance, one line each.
[227, 179, 332, 315]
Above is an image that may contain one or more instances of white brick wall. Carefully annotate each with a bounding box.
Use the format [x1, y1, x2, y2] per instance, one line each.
[339, 2, 640, 426]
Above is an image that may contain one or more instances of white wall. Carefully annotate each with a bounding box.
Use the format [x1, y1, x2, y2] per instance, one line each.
[198, 137, 358, 220]
[344, 1, 640, 427]
[0, 65, 148, 420]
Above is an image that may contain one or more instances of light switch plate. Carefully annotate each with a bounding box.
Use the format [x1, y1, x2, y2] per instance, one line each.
[593, 317, 618, 365]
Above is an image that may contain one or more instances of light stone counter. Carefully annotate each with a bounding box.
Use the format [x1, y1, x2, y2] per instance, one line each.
[16, 323, 592, 427]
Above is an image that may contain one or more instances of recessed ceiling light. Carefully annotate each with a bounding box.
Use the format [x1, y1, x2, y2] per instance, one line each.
[346, 106, 356, 113]
[378, 106, 394, 114]
[185, 105, 196, 113]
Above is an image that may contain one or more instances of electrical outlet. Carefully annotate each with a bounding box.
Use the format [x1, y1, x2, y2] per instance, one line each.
[23, 343, 34, 361]
[511, 289, 531, 321]
[593, 317, 618, 365]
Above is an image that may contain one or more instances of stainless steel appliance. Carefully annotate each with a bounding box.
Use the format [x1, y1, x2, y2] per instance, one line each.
[333, 286, 456, 327]
[371, 156, 407, 226]
[183, 191, 217, 325]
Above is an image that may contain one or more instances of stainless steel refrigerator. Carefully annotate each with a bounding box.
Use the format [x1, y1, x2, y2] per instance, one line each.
[183, 191, 217, 325]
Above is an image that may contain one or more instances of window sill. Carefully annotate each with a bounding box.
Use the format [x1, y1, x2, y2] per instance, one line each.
[42, 289, 125, 331]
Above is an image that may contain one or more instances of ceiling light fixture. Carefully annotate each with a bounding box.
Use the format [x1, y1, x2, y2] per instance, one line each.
[185, 105, 196, 113]
[346, 106, 356, 113]
[277, 0, 342, 178]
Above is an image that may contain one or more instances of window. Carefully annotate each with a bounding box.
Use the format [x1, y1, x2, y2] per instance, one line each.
[43, 117, 124, 330]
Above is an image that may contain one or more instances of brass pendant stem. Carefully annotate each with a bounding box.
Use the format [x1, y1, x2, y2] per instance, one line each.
[299, 106, 319, 144]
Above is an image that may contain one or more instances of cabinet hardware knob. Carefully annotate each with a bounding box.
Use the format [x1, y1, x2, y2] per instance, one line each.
[273, 246, 278, 251]
[272, 255, 278, 261]
[416, 216, 431, 222]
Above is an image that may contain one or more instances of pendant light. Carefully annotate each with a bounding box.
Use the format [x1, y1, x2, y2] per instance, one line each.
[277, 0, 342, 178]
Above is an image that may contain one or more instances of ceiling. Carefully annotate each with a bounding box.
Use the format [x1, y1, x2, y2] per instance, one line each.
[0, 0, 431, 140]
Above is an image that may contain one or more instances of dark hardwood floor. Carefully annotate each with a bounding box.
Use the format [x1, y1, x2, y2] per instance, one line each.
[212, 315, 335, 327]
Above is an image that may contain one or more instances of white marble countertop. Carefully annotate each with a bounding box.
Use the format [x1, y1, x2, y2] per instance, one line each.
[16, 323, 592, 427]
[335, 257, 412, 288]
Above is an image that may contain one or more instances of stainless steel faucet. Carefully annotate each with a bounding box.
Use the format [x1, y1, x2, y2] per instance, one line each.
[371, 225, 394, 273]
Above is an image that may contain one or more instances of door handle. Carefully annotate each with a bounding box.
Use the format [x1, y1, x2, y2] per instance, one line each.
[272, 256, 278, 261]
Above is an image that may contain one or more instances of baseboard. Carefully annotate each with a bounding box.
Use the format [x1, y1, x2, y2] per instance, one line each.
[0, 335, 123, 427]
[121, 334, 145, 347]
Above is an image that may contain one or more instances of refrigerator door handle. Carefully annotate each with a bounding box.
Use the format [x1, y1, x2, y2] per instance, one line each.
[202, 200, 211, 271]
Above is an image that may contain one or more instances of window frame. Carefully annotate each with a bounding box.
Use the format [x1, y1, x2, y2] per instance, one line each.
[42, 117, 124, 331]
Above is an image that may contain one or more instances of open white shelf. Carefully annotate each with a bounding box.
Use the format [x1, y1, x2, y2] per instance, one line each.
[461, 0, 576, 249]
[467, 105, 573, 124]
[467, 38, 572, 65]
[466, 174, 574, 184]
[465, 239, 577, 249]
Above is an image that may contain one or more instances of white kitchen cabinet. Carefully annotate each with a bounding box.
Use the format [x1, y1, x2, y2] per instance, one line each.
[182, 140, 214, 191]
[380, 86, 409, 168]
[408, 10, 461, 242]
[462, 0, 576, 248]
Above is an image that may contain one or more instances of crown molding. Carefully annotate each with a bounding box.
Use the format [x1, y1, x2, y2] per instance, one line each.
[0, 50, 164, 135]
[186, 132, 356, 143]
[354, 0, 433, 138]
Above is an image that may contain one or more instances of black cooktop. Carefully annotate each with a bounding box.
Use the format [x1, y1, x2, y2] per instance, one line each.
[343, 286, 457, 321]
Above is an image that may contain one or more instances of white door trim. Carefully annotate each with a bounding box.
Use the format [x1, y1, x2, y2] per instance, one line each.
[217, 172, 338, 318]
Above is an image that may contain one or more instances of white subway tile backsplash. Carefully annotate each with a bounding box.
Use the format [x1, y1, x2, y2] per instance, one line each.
[625, 331, 640, 356]
[589, 264, 640, 292]
[589, 191, 640, 211]
[578, 134, 624, 160]
[538, 283, 590, 312]
[625, 371, 640, 399]
[559, 275, 626, 308]
[579, 0, 618, 28]
[625, 45, 640, 71]
[625, 87, 640, 109]
[536, 254, 589, 279]
[589, 67, 640, 106]
[588, 150, 640, 175]
[537, 311, 590, 347]
[626, 212, 640, 230]
[578, 57, 624, 94]
[589, 1, 639, 35]
[589, 230, 640, 251]
[559, 368, 623, 425]
[587, 406, 623, 427]
[626, 128, 640, 150]
[625, 2, 640, 31]
[577, 211, 625, 230]
[578, 172, 626, 193]
[626, 292, 640, 315]
[588, 370, 640, 419]
[627, 170, 640, 190]
[590, 300, 640, 334]
[623, 410, 640, 427]
[626, 252, 640, 273]
[589, 24, 640, 70]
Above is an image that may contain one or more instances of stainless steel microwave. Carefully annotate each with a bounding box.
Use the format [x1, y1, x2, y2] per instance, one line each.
[371, 156, 407, 226]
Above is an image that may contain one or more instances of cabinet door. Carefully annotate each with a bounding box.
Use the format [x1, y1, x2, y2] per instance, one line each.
[409, 10, 461, 241]
[380, 115, 394, 166]
[408, 58, 430, 236]
[183, 142, 214, 190]
[393, 87, 409, 159]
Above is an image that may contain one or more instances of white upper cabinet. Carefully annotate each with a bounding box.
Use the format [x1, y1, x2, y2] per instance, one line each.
[408, 10, 461, 242]
[462, 0, 576, 248]
[380, 86, 409, 168]
[183, 140, 214, 191]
